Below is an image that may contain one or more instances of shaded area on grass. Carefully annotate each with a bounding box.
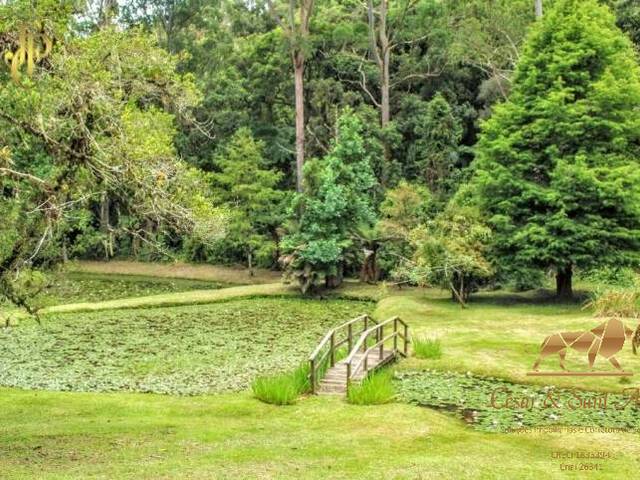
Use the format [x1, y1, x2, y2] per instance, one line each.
[396, 370, 640, 433]
[0, 298, 371, 394]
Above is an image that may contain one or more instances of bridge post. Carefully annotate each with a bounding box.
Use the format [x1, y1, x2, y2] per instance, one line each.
[348, 323, 353, 352]
[379, 324, 384, 359]
[404, 322, 409, 356]
[393, 317, 398, 354]
[330, 332, 335, 367]
[363, 316, 368, 352]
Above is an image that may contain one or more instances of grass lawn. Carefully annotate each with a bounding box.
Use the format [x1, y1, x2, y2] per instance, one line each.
[375, 289, 640, 393]
[38, 272, 227, 307]
[3, 269, 640, 478]
[69, 260, 282, 285]
[1, 389, 640, 479]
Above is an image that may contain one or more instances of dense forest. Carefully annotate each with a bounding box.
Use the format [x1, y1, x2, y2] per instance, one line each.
[2, 0, 640, 311]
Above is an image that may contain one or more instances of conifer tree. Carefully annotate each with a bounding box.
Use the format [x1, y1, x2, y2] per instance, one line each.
[473, 0, 640, 298]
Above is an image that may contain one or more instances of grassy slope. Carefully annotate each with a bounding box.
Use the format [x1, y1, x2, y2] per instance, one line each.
[69, 260, 282, 285]
[2, 389, 639, 479]
[375, 289, 640, 392]
[42, 282, 295, 314]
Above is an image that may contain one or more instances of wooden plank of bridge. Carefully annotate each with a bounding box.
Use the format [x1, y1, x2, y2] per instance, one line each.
[317, 349, 395, 395]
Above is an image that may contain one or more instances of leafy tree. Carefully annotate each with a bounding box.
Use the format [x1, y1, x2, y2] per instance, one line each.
[281, 111, 377, 292]
[0, 11, 224, 311]
[395, 205, 493, 306]
[473, 0, 640, 299]
[615, 0, 640, 47]
[204, 128, 284, 271]
[417, 93, 463, 194]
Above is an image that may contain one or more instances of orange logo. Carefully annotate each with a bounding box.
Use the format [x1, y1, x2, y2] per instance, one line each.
[528, 319, 640, 377]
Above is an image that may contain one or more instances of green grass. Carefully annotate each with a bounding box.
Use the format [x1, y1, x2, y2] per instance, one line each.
[0, 297, 371, 394]
[252, 364, 310, 405]
[412, 336, 442, 359]
[4, 272, 640, 478]
[347, 368, 395, 405]
[37, 272, 226, 307]
[40, 282, 295, 315]
[2, 388, 640, 479]
[375, 289, 640, 392]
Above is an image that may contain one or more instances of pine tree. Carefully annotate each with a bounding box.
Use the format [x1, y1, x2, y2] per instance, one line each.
[210, 128, 284, 271]
[473, 0, 640, 298]
[281, 111, 378, 292]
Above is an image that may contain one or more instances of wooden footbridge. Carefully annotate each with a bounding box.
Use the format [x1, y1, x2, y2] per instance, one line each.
[309, 315, 409, 395]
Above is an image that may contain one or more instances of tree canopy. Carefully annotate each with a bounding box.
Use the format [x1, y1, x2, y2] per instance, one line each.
[473, 0, 640, 298]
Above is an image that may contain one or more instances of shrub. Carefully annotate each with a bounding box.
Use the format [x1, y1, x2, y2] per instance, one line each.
[413, 336, 442, 359]
[347, 369, 395, 405]
[252, 363, 310, 406]
[584, 290, 640, 318]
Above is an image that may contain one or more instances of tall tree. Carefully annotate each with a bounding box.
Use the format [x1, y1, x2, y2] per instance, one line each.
[281, 110, 377, 292]
[473, 0, 640, 299]
[267, 0, 315, 192]
[0, 11, 224, 311]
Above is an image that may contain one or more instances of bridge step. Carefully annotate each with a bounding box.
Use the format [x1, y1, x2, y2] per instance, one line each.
[317, 349, 395, 395]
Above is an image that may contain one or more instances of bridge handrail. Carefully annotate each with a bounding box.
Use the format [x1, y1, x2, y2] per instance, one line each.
[308, 314, 377, 393]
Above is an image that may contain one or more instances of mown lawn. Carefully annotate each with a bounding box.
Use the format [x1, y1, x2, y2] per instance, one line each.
[375, 289, 640, 393]
[3, 270, 640, 478]
[1, 389, 640, 480]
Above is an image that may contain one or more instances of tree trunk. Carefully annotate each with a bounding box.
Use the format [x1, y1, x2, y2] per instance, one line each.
[293, 49, 305, 193]
[359, 247, 379, 283]
[556, 264, 573, 299]
[325, 264, 344, 289]
[535, 0, 543, 19]
[100, 192, 111, 260]
[379, 0, 390, 128]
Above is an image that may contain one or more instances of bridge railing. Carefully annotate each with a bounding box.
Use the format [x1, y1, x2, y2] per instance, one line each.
[308, 314, 377, 394]
[344, 316, 409, 392]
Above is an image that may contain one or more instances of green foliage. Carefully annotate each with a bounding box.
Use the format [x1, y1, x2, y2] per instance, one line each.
[616, 0, 640, 46]
[473, 0, 640, 297]
[379, 180, 433, 239]
[396, 370, 640, 432]
[396, 204, 493, 304]
[252, 363, 310, 406]
[347, 368, 395, 405]
[282, 111, 378, 292]
[0, 22, 225, 310]
[418, 93, 463, 193]
[188, 128, 284, 268]
[580, 266, 639, 288]
[0, 296, 370, 394]
[412, 337, 442, 359]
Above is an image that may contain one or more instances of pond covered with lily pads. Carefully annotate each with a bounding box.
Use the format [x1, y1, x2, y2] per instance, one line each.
[395, 370, 640, 433]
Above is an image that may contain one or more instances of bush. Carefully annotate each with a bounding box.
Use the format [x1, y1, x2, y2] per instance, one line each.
[584, 289, 640, 319]
[252, 363, 310, 406]
[347, 369, 395, 405]
[413, 336, 442, 359]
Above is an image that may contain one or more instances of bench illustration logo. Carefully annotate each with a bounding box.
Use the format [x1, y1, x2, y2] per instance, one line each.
[527, 319, 640, 377]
